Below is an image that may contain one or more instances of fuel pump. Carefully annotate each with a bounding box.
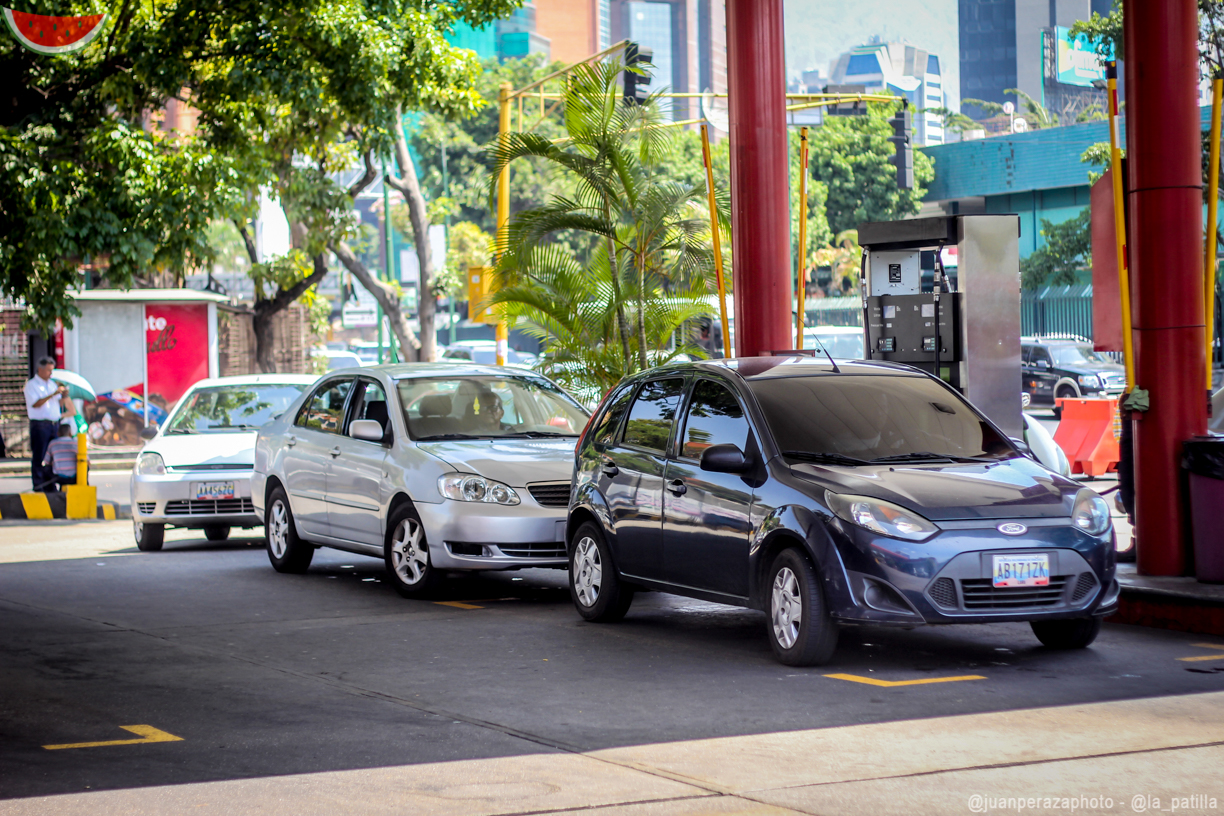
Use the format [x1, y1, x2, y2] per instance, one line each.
[857, 215, 1023, 438]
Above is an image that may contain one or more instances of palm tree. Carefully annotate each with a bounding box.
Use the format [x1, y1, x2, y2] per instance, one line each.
[486, 59, 718, 390]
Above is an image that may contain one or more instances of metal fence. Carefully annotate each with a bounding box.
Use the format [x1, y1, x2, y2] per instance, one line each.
[1020, 284, 1094, 341]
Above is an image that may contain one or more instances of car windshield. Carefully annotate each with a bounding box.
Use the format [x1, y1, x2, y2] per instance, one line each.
[1050, 345, 1112, 366]
[397, 375, 588, 440]
[164, 384, 309, 434]
[749, 375, 1016, 463]
[805, 331, 865, 359]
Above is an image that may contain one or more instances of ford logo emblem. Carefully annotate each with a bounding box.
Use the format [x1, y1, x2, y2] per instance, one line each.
[998, 523, 1028, 536]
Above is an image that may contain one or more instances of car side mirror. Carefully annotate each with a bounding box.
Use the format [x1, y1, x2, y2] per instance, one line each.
[1035, 360, 1050, 370]
[1009, 436, 1031, 454]
[349, 419, 385, 442]
[700, 443, 750, 474]
[140, 426, 158, 440]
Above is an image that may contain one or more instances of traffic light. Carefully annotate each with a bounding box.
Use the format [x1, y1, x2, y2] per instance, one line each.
[887, 104, 914, 190]
[623, 42, 653, 106]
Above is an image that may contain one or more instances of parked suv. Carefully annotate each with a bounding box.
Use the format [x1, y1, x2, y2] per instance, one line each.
[1021, 337, 1125, 416]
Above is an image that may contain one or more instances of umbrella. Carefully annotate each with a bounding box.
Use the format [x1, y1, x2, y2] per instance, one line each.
[52, 370, 97, 402]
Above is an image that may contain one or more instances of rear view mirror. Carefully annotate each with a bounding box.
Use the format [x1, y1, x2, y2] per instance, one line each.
[700, 443, 750, 474]
[140, 426, 158, 441]
[1009, 436, 1031, 454]
[349, 419, 385, 442]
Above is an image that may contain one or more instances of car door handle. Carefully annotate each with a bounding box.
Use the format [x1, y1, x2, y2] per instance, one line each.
[666, 478, 686, 496]
[600, 460, 619, 478]
[286, 435, 297, 447]
[329, 446, 341, 458]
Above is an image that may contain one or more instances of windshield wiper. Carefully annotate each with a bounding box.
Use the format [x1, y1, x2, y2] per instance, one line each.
[163, 428, 196, 435]
[499, 431, 577, 438]
[415, 433, 480, 441]
[782, 450, 869, 467]
[869, 451, 997, 464]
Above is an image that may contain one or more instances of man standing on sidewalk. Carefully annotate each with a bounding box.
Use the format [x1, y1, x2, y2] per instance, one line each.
[24, 357, 68, 492]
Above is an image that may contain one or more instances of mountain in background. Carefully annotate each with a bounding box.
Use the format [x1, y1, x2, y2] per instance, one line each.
[784, 0, 960, 110]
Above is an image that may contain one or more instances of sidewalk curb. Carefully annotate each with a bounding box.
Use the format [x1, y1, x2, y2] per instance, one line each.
[1109, 587, 1224, 638]
[0, 493, 119, 521]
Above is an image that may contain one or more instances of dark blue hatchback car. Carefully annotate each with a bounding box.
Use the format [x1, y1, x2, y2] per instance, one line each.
[566, 357, 1118, 666]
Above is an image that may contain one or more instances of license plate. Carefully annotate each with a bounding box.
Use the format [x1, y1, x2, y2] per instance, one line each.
[194, 481, 236, 501]
[992, 554, 1050, 587]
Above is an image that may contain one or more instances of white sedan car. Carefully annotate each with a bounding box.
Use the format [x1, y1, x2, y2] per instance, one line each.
[251, 363, 590, 597]
[131, 374, 320, 551]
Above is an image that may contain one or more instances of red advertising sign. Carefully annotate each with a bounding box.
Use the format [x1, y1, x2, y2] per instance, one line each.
[53, 318, 65, 368]
[145, 303, 209, 412]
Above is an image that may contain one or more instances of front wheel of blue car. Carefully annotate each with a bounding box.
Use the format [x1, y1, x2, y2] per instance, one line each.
[766, 548, 839, 666]
[1031, 617, 1101, 649]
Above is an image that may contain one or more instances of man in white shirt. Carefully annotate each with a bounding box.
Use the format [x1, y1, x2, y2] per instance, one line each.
[25, 357, 68, 492]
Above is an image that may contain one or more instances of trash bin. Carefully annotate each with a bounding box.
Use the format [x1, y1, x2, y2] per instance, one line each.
[1183, 436, 1224, 584]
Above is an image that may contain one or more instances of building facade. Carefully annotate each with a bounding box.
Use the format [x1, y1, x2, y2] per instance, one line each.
[829, 40, 947, 145]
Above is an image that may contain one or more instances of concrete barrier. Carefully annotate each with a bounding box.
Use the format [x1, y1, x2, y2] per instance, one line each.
[0, 492, 117, 520]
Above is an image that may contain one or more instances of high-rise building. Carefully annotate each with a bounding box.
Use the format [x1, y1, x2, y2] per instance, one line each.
[828, 40, 947, 145]
[534, 0, 601, 65]
[445, 2, 550, 62]
[959, 0, 1113, 122]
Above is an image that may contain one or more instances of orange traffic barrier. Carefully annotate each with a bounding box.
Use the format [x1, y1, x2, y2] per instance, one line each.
[1053, 398, 1120, 477]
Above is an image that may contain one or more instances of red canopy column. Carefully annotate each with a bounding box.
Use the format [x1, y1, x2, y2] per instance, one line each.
[725, 0, 791, 357]
[1125, 0, 1208, 575]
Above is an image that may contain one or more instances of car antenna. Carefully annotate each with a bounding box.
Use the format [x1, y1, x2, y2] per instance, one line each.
[809, 334, 841, 373]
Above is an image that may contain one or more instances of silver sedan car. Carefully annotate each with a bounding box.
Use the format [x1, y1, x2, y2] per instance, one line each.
[251, 363, 590, 596]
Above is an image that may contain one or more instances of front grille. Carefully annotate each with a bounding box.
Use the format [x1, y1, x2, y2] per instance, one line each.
[527, 481, 571, 508]
[959, 575, 1069, 610]
[136, 502, 156, 515]
[499, 541, 567, 559]
[167, 463, 253, 471]
[928, 577, 957, 608]
[164, 499, 255, 516]
[1070, 572, 1099, 602]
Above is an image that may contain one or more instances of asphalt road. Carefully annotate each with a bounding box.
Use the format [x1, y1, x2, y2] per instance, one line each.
[0, 520, 1219, 803]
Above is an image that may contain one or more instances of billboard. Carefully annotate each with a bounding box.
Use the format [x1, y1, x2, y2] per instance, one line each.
[1055, 26, 1112, 88]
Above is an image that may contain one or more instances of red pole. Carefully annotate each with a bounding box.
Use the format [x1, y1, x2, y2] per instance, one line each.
[1125, 0, 1208, 576]
[725, 0, 791, 357]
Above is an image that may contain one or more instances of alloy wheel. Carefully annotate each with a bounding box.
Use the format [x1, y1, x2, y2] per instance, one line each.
[771, 566, 802, 649]
[133, 520, 143, 543]
[268, 500, 289, 558]
[391, 518, 428, 585]
[573, 536, 602, 607]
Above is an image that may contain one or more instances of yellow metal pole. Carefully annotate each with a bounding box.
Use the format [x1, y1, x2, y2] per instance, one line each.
[796, 127, 809, 350]
[496, 82, 512, 366]
[76, 432, 87, 486]
[1205, 77, 1222, 392]
[1106, 62, 1136, 389]
[700, 124, 732, 359]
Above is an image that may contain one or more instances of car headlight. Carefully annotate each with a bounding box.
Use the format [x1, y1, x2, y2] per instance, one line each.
[1078, 374, 1101, 388]
[135, 452, 166, 476]
[825, 491, 938, 541]
[1072, 489, 1112, 535]
[438, 474, 521, 505]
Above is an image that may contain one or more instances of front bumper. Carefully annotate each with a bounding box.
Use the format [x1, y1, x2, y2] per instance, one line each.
[131, 470, 261, 528]
[416, 498, 569, 571]
[825, 518, 1118, 626]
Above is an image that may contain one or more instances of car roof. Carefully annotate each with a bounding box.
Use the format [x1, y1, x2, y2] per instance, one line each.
[637, 356, 925, 381]
[186, 374, 320, 389]
[352, 361, 548, 380]
[1020, 335, 1090, 346]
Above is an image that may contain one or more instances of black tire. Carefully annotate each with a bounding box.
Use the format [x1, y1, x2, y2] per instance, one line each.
[569, 521, 634, 622]
[384, 502, 442, 598]
[265, 487, 314, 574]
[204, 524, 231, 542]
[765, 548, 839, 666]
[1031, 617, 1102, 649]
[134, 520, 164, 552]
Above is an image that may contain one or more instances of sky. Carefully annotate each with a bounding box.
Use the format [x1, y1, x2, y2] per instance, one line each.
[784, 0, 960, 110]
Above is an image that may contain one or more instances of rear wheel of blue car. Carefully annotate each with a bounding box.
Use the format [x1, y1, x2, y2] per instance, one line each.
[1031, 617, 1101, 649]
[569, 521, 634, 622]
[767, 548, 838, 666]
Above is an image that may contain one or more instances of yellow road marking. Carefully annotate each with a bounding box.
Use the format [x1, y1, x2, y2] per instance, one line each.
[1192, 642, 1224, 651]
[824, 673, 987, 687]
[1177, 643, 1224, 661]
[43, 725, 183, 750]
[434, 601, 484, 610]
[19, 492, 54, 520]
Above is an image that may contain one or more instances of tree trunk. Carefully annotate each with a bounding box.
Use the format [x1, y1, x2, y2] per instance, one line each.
[330, 240, 421, 359]
[251, 253, 329, 374]
[604, 204, 632, 369]
[636, 251, 648, 368]
[386, 107, 437, 362]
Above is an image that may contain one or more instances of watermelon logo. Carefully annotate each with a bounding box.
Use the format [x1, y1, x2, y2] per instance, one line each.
[3, 7, 106, 55]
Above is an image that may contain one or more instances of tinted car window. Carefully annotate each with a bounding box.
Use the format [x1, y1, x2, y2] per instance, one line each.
[750, 375, 1013, 461]
[622, 378, 685, 453]
[680, 380, 750, 459]
[1021, 345, 1033, 364]
[347, 379, 390, 438]
[296, 379, 352, 435]
[591, 384, 635, 447]
[1031, 347, 1052, 365]
[1052, 345, 1113, 366]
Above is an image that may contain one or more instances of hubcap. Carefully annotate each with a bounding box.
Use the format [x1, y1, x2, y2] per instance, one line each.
[133, 520, 143, 543]
[391, 518, 428, 585]
[573, 536, 602, 607]
[268, 500, 289, 558]
[771, 566, 802, 650]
